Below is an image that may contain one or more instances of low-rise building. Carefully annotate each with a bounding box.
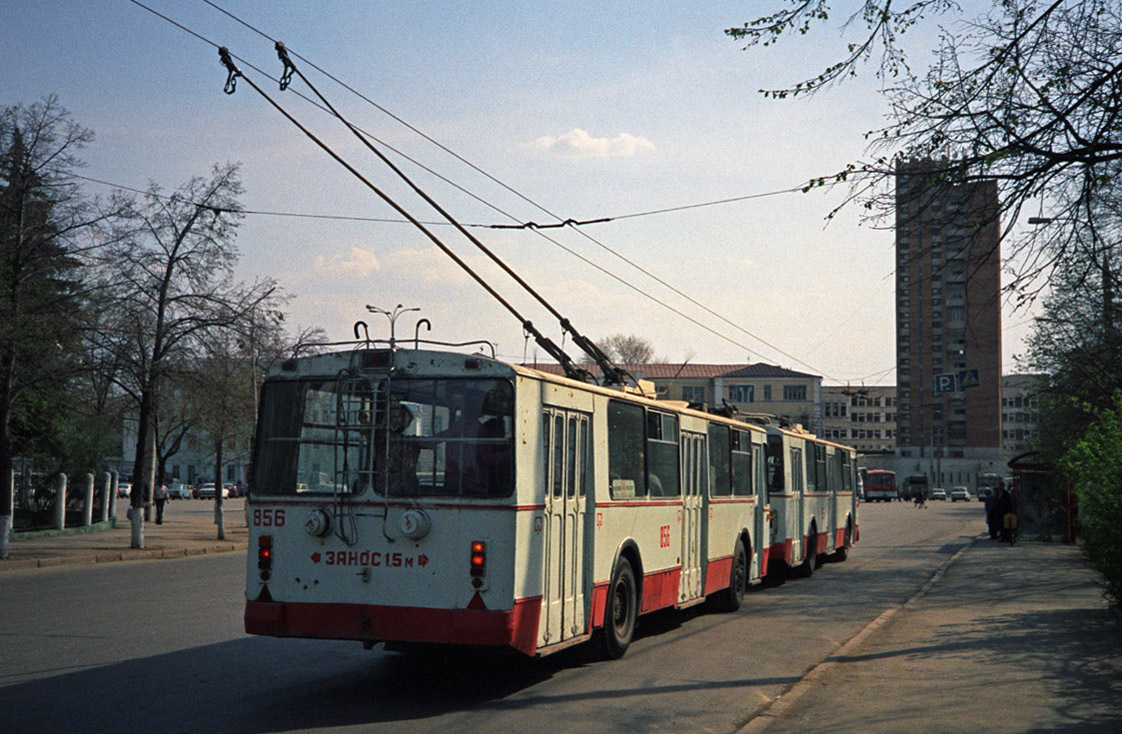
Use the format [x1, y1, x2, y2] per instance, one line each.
[528, 362, 822, 433]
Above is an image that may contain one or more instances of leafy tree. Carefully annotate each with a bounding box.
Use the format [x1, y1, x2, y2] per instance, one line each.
[0, 98, 103, 554]
[1023, 236, 1122, 463]
[1060, 392, 1122, 606]
[728, 0, 1122, 298]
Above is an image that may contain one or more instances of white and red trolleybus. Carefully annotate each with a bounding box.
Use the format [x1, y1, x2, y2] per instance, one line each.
[244, 345, 857, 658]
[763, 424, 860, 578]
[862, 469, 898, 502]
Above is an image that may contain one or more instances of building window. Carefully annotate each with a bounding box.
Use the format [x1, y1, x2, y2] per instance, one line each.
[763, 385, 772, 401]
[728, 384, 754, 403]
[681, 385, 706, 403]
[783, 385, 807, 401]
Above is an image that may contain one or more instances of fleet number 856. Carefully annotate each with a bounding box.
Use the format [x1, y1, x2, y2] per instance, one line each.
[252, 508, 286, 527]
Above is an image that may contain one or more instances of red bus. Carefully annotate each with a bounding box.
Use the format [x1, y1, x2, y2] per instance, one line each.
[863, 469, 898, 502]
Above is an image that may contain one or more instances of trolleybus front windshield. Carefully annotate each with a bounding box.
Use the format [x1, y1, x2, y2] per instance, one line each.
[252, 376, 514, 498]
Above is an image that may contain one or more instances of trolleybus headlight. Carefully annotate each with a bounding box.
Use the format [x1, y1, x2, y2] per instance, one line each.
[304, 508, 331, 537]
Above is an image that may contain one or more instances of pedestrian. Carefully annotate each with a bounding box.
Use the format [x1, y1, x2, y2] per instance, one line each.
[154, 482, 169, 524]
[984, 484, 1000, 539]
[913, 488, 926, 508]
[995, 481, 1015, 543]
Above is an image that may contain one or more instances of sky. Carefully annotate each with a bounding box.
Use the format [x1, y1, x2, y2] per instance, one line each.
[1, 0, 1037, 385]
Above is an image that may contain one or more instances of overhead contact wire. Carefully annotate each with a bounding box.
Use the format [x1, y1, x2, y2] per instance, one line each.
[216, 47, 592, 382]
[199, 0, 835, 376]
[271, 42, 627, 384]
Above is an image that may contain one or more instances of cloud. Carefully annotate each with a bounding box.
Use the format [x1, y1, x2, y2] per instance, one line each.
[314, 247, 381, 277]
[526, 128, 655, 159]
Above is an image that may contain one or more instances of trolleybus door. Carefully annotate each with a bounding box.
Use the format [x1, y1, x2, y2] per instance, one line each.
[679, 432, 705, 602]
[541, 409, 588, 647]
[826, 447, 838, 552]
[752, 443, 768, 579]
[790, 446, 805, 563]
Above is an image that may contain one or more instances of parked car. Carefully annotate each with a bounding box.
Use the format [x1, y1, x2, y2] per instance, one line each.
[117, 482, 132, 498]
[166, 483, 192, 500]
[930, 487, 948, 501]
[950, 486, 971, 502]
[195, 483, 229, 500]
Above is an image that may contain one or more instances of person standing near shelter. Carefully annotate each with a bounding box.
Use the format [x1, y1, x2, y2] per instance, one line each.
[984, 483, 1000, 539]
[995, 481, 1015, 543]
[154, 482, 169, 524]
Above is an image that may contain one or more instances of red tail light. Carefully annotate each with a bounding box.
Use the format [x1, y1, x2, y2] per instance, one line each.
[470, 541, 486, 587]
[258, 535, 273, 577]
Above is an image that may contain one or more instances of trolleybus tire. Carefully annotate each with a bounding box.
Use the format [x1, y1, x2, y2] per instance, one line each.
[601, 557, 638, 660]
[794, 525, 817, 578]
[831, 519, 853, 562]
[713, 539, 748, 612]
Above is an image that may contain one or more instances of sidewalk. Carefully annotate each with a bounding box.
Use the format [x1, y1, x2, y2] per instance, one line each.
[747, 536, 1122, 733]
[1, 498, 249, 572]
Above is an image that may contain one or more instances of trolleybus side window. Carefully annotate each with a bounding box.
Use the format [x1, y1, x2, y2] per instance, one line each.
[708, 425, 731, 497]
[608, 401, 646, 498]
[731, 429, 753, 496]
[766, 435, 785, 493]
[647, 411, 680, 497]
[790, 447, 804, 493]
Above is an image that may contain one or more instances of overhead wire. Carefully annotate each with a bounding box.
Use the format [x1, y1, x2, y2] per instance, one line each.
[197, 0, 844, 379]
[215, 46, 598, 382]
[131, 0, 846, 378]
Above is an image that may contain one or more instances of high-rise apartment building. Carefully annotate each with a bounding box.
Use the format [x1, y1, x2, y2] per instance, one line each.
[895, 161, 1002, 459]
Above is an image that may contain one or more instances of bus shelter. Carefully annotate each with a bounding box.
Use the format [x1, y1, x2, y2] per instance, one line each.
[1008, 452, 1076, 543]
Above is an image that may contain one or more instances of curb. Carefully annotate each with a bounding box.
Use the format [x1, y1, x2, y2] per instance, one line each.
[0, 542, 248, 572]
[735, 535, 982, 733]
[9, 518, 118, 539]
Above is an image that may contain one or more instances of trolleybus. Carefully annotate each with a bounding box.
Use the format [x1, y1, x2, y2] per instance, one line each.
[244, 344, 858, 658]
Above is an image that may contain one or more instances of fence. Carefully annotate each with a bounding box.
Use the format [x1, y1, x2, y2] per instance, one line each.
[8, 471, 119, 532]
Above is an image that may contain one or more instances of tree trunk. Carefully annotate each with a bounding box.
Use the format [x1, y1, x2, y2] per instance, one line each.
[129, 389, 156, 549]
[214, 440, 226, 541]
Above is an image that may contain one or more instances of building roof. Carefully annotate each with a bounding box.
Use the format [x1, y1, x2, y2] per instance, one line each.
[525, 362, 820, 380]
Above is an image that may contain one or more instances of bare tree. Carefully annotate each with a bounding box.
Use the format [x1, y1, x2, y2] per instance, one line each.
[96, 163, 275, 548]
[598, 334, 657, 365]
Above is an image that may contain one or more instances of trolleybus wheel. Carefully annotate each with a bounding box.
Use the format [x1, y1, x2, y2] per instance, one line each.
[714, 539, 748, 612]
[601, 557, 637, 660]
[794, 525, 817, 578]
[832, 519, 853, 562]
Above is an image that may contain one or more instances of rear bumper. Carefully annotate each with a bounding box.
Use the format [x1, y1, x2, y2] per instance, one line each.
[245, 597, 542, 655]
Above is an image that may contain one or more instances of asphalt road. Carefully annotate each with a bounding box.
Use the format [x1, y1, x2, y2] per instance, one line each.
[0, 501, 981, 733]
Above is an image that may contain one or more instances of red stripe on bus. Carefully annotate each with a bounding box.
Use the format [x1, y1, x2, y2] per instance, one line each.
[641, 566, 682, 612]
[245, 596, 543, 655]
[768, 539, 793, 570]
[589, 582, 608, 629]
[704, 556, 733, 595]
